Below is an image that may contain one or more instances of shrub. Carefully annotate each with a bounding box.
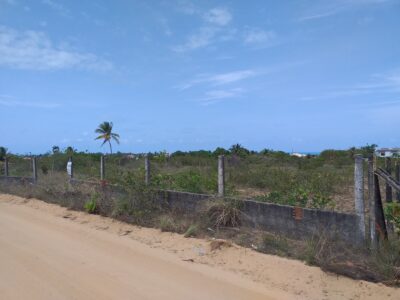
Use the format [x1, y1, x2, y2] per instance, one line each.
[40, 164, 49, 175]
[84, 193, 98, 214]
[303, 234, 329, 265]
[287, 187, 309, 207]
[370, 240, 400, 283]
[158, 215, 177, 232]
[184, 224, 199, 238]
[0, 146, 7, 161]
[385, 203, 400, 235]
[213, 147, 230, 157]
[262, 234, 290, 256]
[112, 172, 160, 225]
[206, 198, 242, 229]
[310, 192, 335, 210]
[255, 187, 335, 210]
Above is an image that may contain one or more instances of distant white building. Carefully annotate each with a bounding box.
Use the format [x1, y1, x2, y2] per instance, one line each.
[375, 148, 400, 158]
[290, 152, 307, 158]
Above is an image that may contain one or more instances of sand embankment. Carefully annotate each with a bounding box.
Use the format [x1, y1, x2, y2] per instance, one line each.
[0, 194, 398, 300]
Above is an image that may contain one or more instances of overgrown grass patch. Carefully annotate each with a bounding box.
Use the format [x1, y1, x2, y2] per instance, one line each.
[1, 175, 399, 286]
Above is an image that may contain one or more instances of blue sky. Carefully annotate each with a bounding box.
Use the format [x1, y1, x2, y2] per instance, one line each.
[0, 0, 399, 154]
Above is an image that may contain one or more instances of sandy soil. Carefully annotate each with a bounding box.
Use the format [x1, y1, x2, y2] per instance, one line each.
[0, 194, 399, 300]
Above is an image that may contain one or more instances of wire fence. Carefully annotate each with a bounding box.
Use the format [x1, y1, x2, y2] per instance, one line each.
[1, 152, 399, 213]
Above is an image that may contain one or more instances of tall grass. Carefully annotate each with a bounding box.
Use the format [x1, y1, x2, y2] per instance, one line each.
[1, 146, 387, 213]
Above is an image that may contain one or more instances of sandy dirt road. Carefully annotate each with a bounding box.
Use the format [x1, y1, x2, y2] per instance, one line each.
[0, 194, 399, 300]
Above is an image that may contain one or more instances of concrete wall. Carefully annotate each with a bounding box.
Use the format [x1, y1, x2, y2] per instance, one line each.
[0, 176, 35, 184]
[161, 190, 363, 244]
[0, 176, 363, 244]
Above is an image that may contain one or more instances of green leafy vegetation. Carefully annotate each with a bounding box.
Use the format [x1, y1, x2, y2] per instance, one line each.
[84, 193, 98, 214]
[0, 143, 385, 213]
[0, 146, 7, 161]
[255, 188, 335, 210]
[0, 176, 399, 285]
[158, 215, 177, 232]
[385, 202, 400, 235]
[184, 224, 199, 238]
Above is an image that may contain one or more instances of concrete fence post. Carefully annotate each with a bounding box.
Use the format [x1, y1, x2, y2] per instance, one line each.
[32, 156, 38, 183]
[218, 155, 225, 197]
[144, 154, 150, 185]
[67, 157, 73, 179]
[368, 156, 377, 248]
[396, 162, 400, 202]
[354, 154, 366, 240]
[100, 155, 105, 181]
[374, 173, 388, 241]
[385, 157, 393, 202]
[4, 156, 9, 176]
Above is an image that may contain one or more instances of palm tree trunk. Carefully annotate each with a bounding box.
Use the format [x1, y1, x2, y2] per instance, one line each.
[109, 141, 113, 154]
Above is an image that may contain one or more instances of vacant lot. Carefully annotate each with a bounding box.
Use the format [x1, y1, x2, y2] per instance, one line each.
[1, 194, 399, 300]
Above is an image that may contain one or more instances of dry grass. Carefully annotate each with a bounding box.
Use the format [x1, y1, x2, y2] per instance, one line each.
[205, 198, 242, 229]
[1, 178, 399, 286]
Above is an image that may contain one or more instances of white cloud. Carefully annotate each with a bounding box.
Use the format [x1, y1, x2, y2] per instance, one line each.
[0, 26, 113, 71]
[203, 8, 232, 26]
[299, 0, 393, 21]
[200, 88, 244, 105]
[209, 70, 256, 85]
[157, 17, 172, 37]
[172, 26, 218, 52]
[178, 69, 256, 90]
[172, 6, 234, 52]
[299, 69, 400, 101]
[351, 71, 400, 92]
[243, 28, 275, 44]
[174, 0, 198, 15]
[41, 0, 69, 16]
[0, 95, 60, 108]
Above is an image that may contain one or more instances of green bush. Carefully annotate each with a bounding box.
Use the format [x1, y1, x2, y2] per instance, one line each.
[287, 187, 309, 207]
[310, 192, 335, 210]
[255, 187, 335, 210]
[158, 215, 177, 232]
[40, 164, 49, 175]
[184, 224, 199, 238]
[385, 203, 400, 235]
[84, 193, 98, 214]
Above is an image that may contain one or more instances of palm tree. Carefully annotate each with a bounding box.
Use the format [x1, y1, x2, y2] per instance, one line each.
[65, 146, 74, 155]
[52, 145, 60, 154]
[95, 121, 120, 154]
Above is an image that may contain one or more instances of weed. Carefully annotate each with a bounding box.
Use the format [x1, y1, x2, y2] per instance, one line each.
[262, 234, 290, 256]
[370, 240, 400, 283]
[288, 187, 309, 207]
[385, 203, 400, 235]
[84, 193, 98, 214]
[158, 215, 177, 232]
[304, 237, 318, 265]
[40, 164, 49, 175]
[310, 192, 335, 210]
[184, 224, 199, 238]
[206, 198, 242, 229]
[255, 188, 335, 210]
